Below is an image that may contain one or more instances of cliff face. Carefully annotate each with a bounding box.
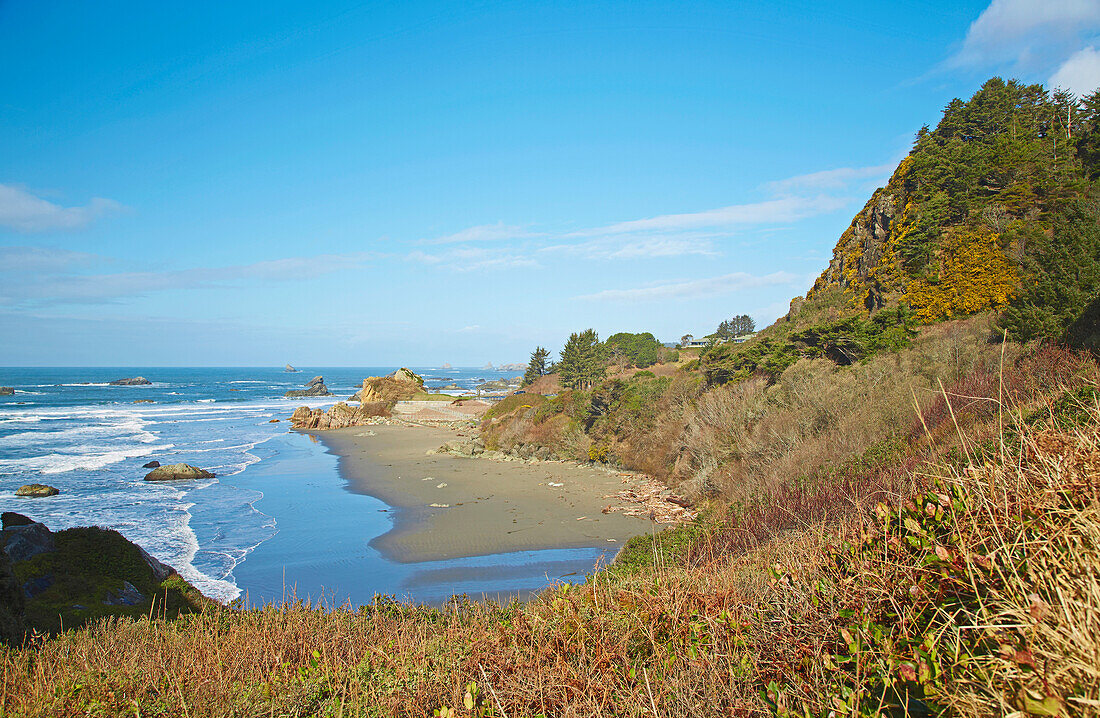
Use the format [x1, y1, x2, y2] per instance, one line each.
[810, 165, 909, 314]
[801, 78, 1099, 333]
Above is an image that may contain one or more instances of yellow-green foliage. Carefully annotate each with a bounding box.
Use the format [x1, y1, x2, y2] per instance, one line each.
[905, 226, 1018, 322]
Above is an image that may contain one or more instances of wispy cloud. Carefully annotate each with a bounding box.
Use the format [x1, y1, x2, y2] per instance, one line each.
[947, 0, 1100, 74]
[0, 246, 102, 271]
[577, 271, 799, 302]
[540, 234, 719, 260]
[765, 164, 895, 194]
[1, 252, 375, 305]
[423, 221, 537, 244]
[0, 184, 124, 232]
[575, 195, 849, 237]
[407, 247, 536, 272]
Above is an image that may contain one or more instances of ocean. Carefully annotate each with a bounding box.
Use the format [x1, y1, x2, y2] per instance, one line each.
[0, 367, 613, 605]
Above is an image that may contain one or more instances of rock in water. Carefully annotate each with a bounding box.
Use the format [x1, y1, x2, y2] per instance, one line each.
[284, 375, 332, 398]
[142, 460, 161, 469]
[0, 387, 13, 396]
[109, 377, 152, 386]
[285, 363, 300, 372]
[14, 484, 60, 498]
[143, 463, 215, 481]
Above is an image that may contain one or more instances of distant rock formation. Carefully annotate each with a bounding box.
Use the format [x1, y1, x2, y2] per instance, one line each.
[291, 368, 424, 429]
[440, 363, 453, 370]
[284, 375, 332, 398]
[284, 363, 300, 372]
[15, 484, 59, 498]
[348, 368, 424, 403]
[0, 387, 12, 396]
[143, 464, 215, 481]
[0, 512, 207, 641]
[497, 363, 526, 372]
[109, 377, 151, 386]
[290, 401, 391, 430]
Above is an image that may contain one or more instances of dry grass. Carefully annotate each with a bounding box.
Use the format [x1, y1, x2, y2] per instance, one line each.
[2, 341, 1097, 717]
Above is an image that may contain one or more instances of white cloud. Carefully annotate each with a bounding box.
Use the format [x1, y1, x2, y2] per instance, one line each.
[0, 184, 123, 232]
[407, 247, 536, 272]
[575, 195, 849, 237]
[424, 221, 536, 244]
[949, 0, 1100, 71]
[577, 271, 799, 302]
[540, 234, 718, 260]
[0, 246, 101, 272]
[765, 164, 895, 194]
[1050, 46, 1100, 95]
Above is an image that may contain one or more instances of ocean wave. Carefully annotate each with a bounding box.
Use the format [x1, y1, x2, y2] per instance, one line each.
[0, 443, 175, 475]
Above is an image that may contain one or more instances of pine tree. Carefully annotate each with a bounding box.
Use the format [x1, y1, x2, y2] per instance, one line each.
[559, 329, 606, 390]
[521, 347, 550, 387]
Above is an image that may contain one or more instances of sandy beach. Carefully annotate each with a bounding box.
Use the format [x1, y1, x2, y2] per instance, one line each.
[310, 425, 654, 563]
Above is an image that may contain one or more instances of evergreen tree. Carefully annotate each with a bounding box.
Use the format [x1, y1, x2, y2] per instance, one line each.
[559, 329, 606, 390]
[521, 347, 550, 387]
[716, 314, 755, 339]
[997, 200, 1100, 344]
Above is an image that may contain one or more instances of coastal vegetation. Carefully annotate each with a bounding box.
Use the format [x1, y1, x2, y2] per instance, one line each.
[2, 77, 1099, 716]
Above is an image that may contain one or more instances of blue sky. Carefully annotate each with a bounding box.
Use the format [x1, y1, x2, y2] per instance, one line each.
[3, 0, 1099, 366]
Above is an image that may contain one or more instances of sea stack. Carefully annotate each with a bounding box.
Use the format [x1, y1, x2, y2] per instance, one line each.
[0, 387, 13, 396]
[285, 364, 300, 372]
[284, 375, 332, 398]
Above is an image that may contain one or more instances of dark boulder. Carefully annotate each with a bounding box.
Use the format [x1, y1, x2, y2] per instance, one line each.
[1, 513, 34, 528]
[284, 375, 332, 398]
[103, 581, 146, 606]
[1, 520, 56, 563]
[142, 460, 161, 469]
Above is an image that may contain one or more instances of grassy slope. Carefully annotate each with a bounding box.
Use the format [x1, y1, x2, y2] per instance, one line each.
[0, 360, 1096, 717]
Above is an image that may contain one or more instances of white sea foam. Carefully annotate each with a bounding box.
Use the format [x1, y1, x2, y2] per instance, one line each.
[0, 443, 175, 474]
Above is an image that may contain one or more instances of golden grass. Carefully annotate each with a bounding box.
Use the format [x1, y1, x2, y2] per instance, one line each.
[2, 351, 1097, 717]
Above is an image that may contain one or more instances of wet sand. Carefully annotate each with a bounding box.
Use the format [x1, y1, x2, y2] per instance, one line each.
[310, 425, 652, 563]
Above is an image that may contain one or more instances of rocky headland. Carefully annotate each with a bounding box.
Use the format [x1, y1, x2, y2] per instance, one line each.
[0, 512, 209, 641]
[284, 375, 332, 398]
[290, 368, 426, 429]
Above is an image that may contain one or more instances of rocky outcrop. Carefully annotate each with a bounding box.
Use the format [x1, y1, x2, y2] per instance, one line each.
[142, 460, 161, 469]
[109, 377, 152, 385]
[14, 484, 59, 498]
[349, 369, 424, 403]
[285, 364, 300, 372]
[284, 375, 332, 398]
[0, 513, 208, 639]
[143, 464, 215, 481]
[291, 369, 424, 429]
[290, 401, 391, 430]
[1, 514, 55, 563]
[0, 387, 13, 396]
